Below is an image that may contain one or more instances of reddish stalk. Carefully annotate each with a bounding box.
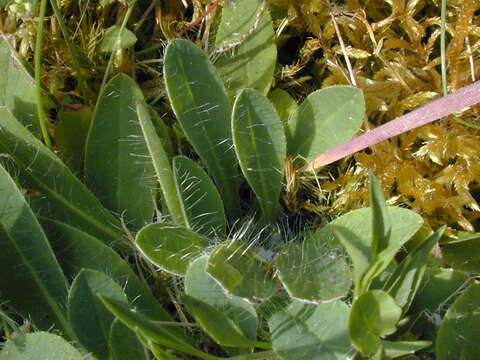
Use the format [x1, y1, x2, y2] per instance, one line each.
[303, 80, 480, 171]
[180, 0, 222, 36]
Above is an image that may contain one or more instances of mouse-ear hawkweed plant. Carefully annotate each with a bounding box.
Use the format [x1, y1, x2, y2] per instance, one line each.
[1, 1, 479, 359]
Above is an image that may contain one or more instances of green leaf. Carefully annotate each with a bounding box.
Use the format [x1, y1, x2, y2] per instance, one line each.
[383, 227, 445, 311]
[148, 105, 174, 160]
[440, 231, 480, 272]
[99, 296, 221, 360]
[436, 284, 480, 360]
[410, 268, 470, 316]
[0, 39, 41, 137]
[369, 173, 391, 256]
[215, 6, 276, 97]
[286, 86, 365, 162]
[207, 240, 277, 301]
[100, 25, 137, 53]
[85, 73, 156, 229]
[268, 300, 351, 360]
[54, 105, 91, 173]
[232, 89, 286, 223]
[267, 89, 298, 125]
[173, 156, 226, 237]
[136, 99, 185, 226]
[318, 206, 423, 295]
[275, 235, 351, 303]
[0, 108, 125, 250]
[349, 290, 402, 355]
[185, 256, 258, 342]
[182, 295, 259, 347]
[136, 223, 208, 276]
[216, 0, 264, 49]
[0, 332, 82, 360]
[110, 319, 149, 360]
[42, 219, 192, 343]
[164, 39, 240, 217]
[382, 340, 431, 359]
[68, 269, 129, 360]
[0, 163, 72, 337]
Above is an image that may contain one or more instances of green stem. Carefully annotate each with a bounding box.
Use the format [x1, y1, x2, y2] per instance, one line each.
[35, 0, 52, 148]
[96, 3, 135, 108]
[228, 350, 278, 360]
[49, 0, 88, 102]
[440, 0, 448, 96]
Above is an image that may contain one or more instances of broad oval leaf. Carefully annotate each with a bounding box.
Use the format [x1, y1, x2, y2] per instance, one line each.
[68, 269, 129, 360]
[286, 85, 365, 162]
[173, 156, 226, 237]
[436, 284, 480, 360]
[441, 231, 480, 272]
[267, 89, 298, 125]
[164, 39, 240, 217]
[136, 100, 184, 226]
[0, 163, 71, 337]
[99, 25, 137, 53]
[207, 240, 277, 301]
[85, 73, 156, 229]
[215, 0, 264, 49]
[0, 108, 125, 250]
[182, 295, 258, 347]
[232, 89, 286, 223]
[0, 332, 82, 360]
[268, 300, 352, 360]
[349, 290, 401, 355]
[99, 296, 211, 359]
[275, 237, 351, 303]
[313, 206, 423, 295]
[42, 219, 193, 344]
[136, 223, 208, 276]
[185, 256, 258, 343]
[215, 5, 276, 97]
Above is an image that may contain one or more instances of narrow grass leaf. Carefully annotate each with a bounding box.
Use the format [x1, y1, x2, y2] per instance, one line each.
[110, 319, 149, 360]
[215, 6, 276, 97]
[164, 39, 240, 217]
[0, 107, 125, 250]
[369, 173, 391, 256]
[207, 240, 277, 301]
[232, 89, 286, 223]
[0, 39, 43, 137]
[173, 156, 226, 237]
[268, 300, 351, 360]
[436, 284, 480, 360]
[0, 332, 82, 360]
[287, 85, 365, 162]
[136, 100, 185, 225]
[349, 290, 401, 356]
[85, 73, 156, 229]
[275, 236, 351, 303]
[382, 340, 431, 358]
[186, 256, 258, 342]
[99, 296, 220, 360]
[383, 226, 445, 311]
[68, 269, 129, 360]
[136, 223, 208, 276]
[0, 163, 72, 337]
[42, 219, 192, 343]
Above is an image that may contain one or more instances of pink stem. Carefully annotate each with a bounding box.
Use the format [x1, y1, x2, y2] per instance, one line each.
[303, 80, 480, 171]
[180, 0, 222, 36]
